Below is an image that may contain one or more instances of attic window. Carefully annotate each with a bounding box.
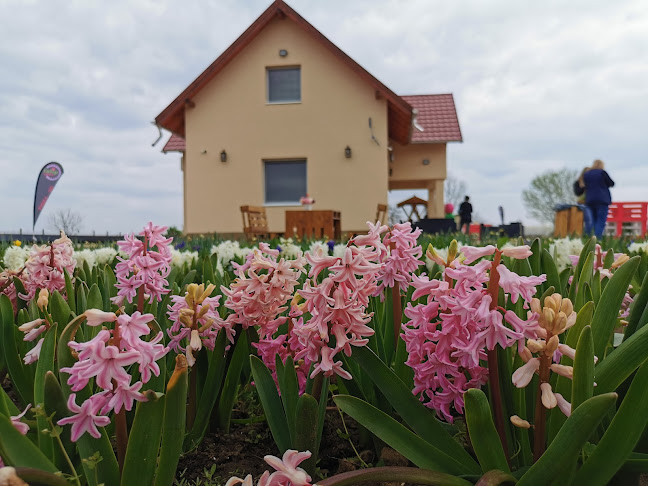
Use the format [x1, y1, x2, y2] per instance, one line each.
[267, 67, 301, 103]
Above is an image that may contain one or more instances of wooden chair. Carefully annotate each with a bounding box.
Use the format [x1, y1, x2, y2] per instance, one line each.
[376, 204, 388, 224]
[240, 205, 270, 240]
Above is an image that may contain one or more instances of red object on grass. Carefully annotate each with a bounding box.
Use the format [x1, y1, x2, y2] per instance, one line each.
[606, 202, 648, 237]
[469, 223, 488, 235]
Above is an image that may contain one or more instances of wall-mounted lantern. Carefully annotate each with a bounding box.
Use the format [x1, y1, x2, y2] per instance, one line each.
[345, 146, 352, 159]
[220, 150, 227, 162]
[422, 158, 430, 166]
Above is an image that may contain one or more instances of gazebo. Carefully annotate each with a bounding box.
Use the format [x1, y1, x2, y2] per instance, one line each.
[398, 196, 428, 222]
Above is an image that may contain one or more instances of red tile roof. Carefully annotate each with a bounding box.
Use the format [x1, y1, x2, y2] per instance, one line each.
[401, 94, 462, 143]
[162, 133, 186, 152]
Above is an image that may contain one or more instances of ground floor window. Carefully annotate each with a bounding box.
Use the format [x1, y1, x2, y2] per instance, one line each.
[264, 159, 307, 204]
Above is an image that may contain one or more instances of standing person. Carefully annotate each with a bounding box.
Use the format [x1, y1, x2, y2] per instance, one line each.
[458, 196, 473, 234]
[574, 167, 593, 235]
[583, 159, 614, 239]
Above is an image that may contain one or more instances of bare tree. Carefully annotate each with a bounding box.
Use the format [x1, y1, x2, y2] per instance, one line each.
[522, 168, 578, 223]
[388, 204, 406, 225]
[444, 175, 468, 210]
[48, 209, 84, 235]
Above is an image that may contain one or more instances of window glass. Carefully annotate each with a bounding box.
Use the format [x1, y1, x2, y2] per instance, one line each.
[264, 160, 306, 204]
[267, 67, 301, 103]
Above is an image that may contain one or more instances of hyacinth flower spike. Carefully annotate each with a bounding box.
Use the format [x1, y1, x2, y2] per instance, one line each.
[59, 307, 168, 471]
[510, 294, 595, 460]
[402, 242, 546, 458]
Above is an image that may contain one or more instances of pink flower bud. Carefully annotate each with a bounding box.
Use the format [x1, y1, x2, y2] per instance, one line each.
[84, 309, 117, 327]
[185, 345, 196, 367]
[190, 329, 202, 351]
[510, 415, 531, 429]
[512, 358, 539, 388]
[461, 245, 496, 264]
[37, 289, 49, 310]
[541, 382, 557, 409]
[557, 343, 576, 361]
[550, 363, 573, 379]
[18, 318, 45, 333]
[501, 245, 532, 259]
[519, 347, 533, 362]
[554, 393, 571, 417]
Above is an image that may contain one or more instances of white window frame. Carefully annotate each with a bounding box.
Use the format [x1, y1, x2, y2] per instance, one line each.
[266, 66, 301, 104]
[263, 159, 307, 206]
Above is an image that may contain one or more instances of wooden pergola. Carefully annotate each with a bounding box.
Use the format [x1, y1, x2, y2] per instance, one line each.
[398, 196, 428, 222]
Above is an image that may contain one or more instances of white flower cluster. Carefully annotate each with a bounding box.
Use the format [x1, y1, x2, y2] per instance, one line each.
[308, 240, 329, 255]
[548, 238, 585, 272]
[170, 248, 199, 268]
[628, 241, 648, 254]
[73, 249, 97, 269]
[72, 248, 118, 269]
[95, 247, 118, 266]
[2, 245, 30, 270]
[210, 240, 254, 273]
[333, 243, 347, 258]
[278, 238, 303, 259]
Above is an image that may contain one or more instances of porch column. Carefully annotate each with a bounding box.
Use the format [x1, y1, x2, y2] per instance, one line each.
[427, 179, 444, 218]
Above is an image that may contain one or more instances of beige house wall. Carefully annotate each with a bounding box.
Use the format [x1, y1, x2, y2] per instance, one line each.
[389, 143, 446, 217]
[183, 17, 390, 235]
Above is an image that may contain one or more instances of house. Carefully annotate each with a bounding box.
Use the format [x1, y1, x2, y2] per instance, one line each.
[156, 0, 462, 236]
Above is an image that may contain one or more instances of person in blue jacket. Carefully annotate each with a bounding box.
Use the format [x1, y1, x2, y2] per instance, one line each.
[583, 159, 614, 239]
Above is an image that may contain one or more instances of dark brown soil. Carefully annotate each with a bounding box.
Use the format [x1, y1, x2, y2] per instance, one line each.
[1, 373, 20, 408]
[175, 420, 277, 484]
[175, 407, 368, 484]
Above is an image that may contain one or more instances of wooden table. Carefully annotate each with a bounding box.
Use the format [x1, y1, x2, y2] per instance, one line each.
[285, 210, 341, 240]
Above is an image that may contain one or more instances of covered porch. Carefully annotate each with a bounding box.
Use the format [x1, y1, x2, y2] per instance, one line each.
[389, 179, 445, 219]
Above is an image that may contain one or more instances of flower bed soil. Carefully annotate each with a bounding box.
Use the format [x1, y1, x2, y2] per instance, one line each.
[176, 408, 367, 484]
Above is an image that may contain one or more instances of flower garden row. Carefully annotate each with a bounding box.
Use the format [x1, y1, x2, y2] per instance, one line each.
[0, 223, 647, 485]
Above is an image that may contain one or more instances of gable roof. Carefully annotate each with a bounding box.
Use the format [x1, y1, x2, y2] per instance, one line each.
[154, 0, 414, 144]
[402, 94, 463, 143]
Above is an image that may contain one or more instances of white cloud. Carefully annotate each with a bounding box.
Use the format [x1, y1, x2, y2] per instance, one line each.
[1, 0, 646, 234]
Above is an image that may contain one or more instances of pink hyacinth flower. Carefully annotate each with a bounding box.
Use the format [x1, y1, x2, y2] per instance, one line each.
[58, 394, 111, 441]
[497, 265, 546, 304]
[82, 344, 140, 390]
[24, 337, 44, 365]
[117, 311, 153, 345]
[10, 404, 32, 435]
[263, 449, 312, 486]
[310, 347, 352, 380]
[106, 381, 146, 414]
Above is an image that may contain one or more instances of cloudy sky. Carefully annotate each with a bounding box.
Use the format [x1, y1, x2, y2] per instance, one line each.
[1, 0, 646, 234]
